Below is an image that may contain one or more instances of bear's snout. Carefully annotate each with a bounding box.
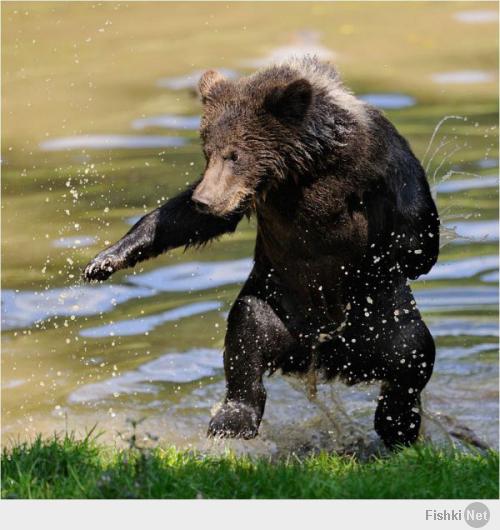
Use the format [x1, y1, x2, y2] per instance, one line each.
[192, 187, 213, 212]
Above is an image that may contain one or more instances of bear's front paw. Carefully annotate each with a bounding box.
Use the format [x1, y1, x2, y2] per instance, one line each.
[207, 401, 261, 439]
[83, 253, 122, 282]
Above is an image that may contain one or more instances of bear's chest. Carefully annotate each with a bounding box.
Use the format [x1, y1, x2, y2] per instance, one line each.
[256, 180, 368, 261]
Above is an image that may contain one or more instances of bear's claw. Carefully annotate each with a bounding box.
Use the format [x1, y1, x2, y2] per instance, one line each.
[83, 254, 120, 282]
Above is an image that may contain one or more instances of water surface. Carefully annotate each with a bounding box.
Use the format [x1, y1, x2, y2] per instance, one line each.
[2, 3, 498, 454]
[431, 70, 495, 85]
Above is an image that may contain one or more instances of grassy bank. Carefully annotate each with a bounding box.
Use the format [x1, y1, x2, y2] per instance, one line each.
[1, 435, 498, 499]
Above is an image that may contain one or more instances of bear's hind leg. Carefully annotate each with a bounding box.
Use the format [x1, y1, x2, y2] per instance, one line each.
[374, 318, 435, 449]
[208, 293, 299, 439]
[374, 383, 423, 449]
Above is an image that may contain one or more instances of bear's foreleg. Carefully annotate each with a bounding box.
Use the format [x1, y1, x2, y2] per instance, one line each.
[208, 293, 299, 439]
[374, 319, 435, 449]
[83, 181, 243, 282]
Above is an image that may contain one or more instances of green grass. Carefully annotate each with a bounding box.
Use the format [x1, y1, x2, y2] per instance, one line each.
[2, 434, 498, 499]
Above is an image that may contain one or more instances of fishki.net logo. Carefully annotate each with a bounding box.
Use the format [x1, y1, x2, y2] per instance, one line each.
[425, 502, 490, 527]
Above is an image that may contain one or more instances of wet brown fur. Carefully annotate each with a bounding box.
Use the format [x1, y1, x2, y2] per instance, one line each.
[84, 57, 439, 448]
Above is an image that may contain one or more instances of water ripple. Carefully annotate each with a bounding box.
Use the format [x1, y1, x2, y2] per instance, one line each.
[453, 10, 498, 24]
[157, 68, 238, 90]
[360, 93, 416, 109]
[415, 286, 498, 311]
[40, 135, 188, 151]
[447, 220, 499, 243]
[481, 270, 499, 283]
[53, 236, 97, 249]
[68, 348, 223, 403]
[431, 70, 495, 85]
[1, 284, 152, 330]
[435, 175, 498, 193]
[422, 254, 498, 280]
[132, 115, 201, 131]
[127, 258, 253, 292]
[79, 300, 222, 338]
[429, 319, 498, 337]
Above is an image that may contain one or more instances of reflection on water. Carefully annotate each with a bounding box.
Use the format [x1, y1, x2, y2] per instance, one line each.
[423, 254, 498, 280]
[477, 159, 498, 169]
[2, 257, 252, 331]
[359, 93, 416, 109]
[1, 284, 152, 330]
[40, 135, 188, 151]
[435, 175, 498, 193]
[453, 10, 498, 24]
[429, 319, 498, 337]
[69, 348, 223, 403]
[80, 300, 222, 338]
[127, 258, 252, 292]
[53, 236, 97, 249]
[431, 70, 495, 84]
[126, 215, 142, 226]
[415, 286, 498, 311]
[437, 342, 497, 360]
[156, 68, 239, 90]
[481, 270, 499, 283]
[447, 220, 499, 243]
[242, 29, 335, 67]
[132, 115, 201, 131]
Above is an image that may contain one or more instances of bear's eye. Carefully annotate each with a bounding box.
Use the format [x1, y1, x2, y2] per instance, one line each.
[224, 151, 239, 163]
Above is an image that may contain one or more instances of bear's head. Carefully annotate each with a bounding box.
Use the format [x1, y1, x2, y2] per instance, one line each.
[192, 69, 314, 217]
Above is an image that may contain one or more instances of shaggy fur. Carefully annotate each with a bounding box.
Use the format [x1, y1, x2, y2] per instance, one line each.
[84, 57, 439, 448]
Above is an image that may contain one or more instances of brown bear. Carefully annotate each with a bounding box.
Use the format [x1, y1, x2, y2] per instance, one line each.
[84, 57, 439, 449]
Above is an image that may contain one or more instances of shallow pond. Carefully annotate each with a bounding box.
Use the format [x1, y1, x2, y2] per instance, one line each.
[1, 2, 498, 455]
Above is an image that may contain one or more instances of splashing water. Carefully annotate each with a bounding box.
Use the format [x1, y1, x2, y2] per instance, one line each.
[2, 18, 497, 458]
[422, 115, 467, 171]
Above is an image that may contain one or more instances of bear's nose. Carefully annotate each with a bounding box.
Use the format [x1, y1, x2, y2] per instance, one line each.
[192, 191, 212, 212]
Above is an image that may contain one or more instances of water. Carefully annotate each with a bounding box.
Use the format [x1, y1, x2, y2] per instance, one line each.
[481, 271, 499, 283]
[431, 71, 495, 85]
[127, 258, 253, 292]
[242, 29, 335, 67]
[157, 68, 239, 90]
[435, 175, 497, 193]
[477, 159, 498, 169]
[447, 220, 499, 243]
[68, 348, 223, 403]
[80, 300, 223, 338]
[1, 284, 153, 330]
[40, 135, 189, 151]
[453, 10, 498, 24]
[53, 236, 97, 249]
[132, 115, 201, 131]
[2, 4, 498, 455]
[423, 255, 498, 280]
[359, 93, 416, 109]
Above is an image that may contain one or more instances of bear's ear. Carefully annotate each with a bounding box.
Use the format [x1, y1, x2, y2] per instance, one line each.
[198, 70, 226, 104]
[264, 79, 313, 124]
